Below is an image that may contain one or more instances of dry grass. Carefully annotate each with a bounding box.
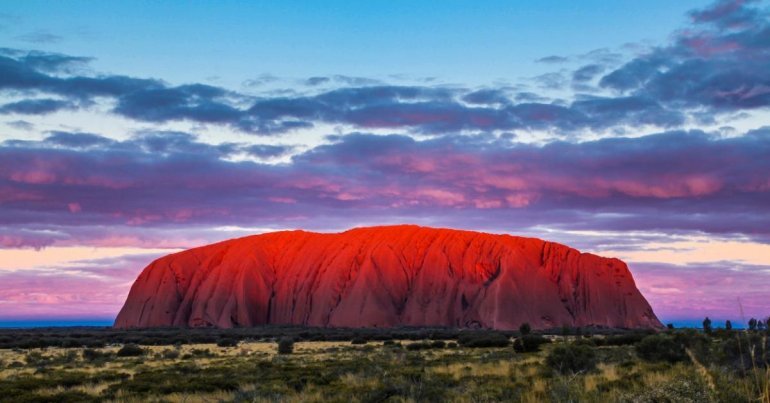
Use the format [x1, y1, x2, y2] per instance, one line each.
[1, 335, 767, 402]
[432, 360, 513, 379]
[158, 390, 236, 403]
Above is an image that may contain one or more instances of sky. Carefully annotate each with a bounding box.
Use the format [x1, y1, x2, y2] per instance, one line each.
[0, 0, 768, 327]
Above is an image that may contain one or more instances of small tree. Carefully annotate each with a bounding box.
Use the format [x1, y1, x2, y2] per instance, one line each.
[513, 335, 550, 353]
[666, 323, 675, 330]
[277, 337, 294, 354]
[703, 317, 712, 334]
[725, 320, 732, 331]
[519, 323, 531, 336]
[748, 318, 758, 331]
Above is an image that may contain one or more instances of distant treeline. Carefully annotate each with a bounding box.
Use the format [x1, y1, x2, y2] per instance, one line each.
[0, 325, 653, 349]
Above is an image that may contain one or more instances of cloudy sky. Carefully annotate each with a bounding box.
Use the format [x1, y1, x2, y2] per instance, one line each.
[0, 0, 768, 326]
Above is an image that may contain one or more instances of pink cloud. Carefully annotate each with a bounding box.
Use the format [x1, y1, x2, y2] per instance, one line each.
[0, 253, 163, 319]
[633, 261, 770, 322]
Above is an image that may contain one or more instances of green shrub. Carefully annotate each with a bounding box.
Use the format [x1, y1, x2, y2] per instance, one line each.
[458, 332, 510, 348]
[519, 323, 531, 335]
[161, 348, 180, 359]
[277, 337, 294, 354]
[82, 348, 108, 361]
[406, 342, 431, 351]
[546, 343, 597, 374]
[116, 343, 145, 357]
[431, 340, 446, 349]
[513, 334, 550, 353]
[595, 332, 647, 346]
[351, 337, 368, 345]
[216, 338, 238, 348]
[717, 333, 769, 371]
[24, 351, 47, 366]
[573, 337, 597, 347]
[635, 335, 686, 363]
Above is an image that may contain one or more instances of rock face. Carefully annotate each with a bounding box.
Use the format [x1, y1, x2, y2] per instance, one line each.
[114, 225, 662, 330]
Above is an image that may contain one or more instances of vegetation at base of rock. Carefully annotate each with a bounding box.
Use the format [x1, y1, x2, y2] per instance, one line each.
[116, 343, 145, 357]
[216, 338, 238, 348]
[0, 325, 767, 402]
[457, 331, 510, 347]
[546, 343, 597, 374]
[277, 337, 294, 354]
[635, 334, 687, 363]
[0, 325, 658, 349]
[512, 334, 550, 353]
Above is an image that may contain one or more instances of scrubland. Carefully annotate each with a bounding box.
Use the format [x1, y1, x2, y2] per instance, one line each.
[0, 327, 767, 402]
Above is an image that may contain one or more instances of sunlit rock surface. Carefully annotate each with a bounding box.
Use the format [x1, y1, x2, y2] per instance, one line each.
[115, 225, 662, 329]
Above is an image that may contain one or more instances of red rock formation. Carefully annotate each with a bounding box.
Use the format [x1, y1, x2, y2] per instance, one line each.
[114, 225, 662, 329]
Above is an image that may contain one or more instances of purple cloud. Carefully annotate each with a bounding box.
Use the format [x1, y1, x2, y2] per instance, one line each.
[0, 253, 164, 319]
[600, 0, 770, 111]
[633, 261, 770, 323]
[1, 128, 769, 250]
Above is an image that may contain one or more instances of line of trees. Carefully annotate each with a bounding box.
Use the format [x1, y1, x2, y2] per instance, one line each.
[702, 316, 769, 332]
